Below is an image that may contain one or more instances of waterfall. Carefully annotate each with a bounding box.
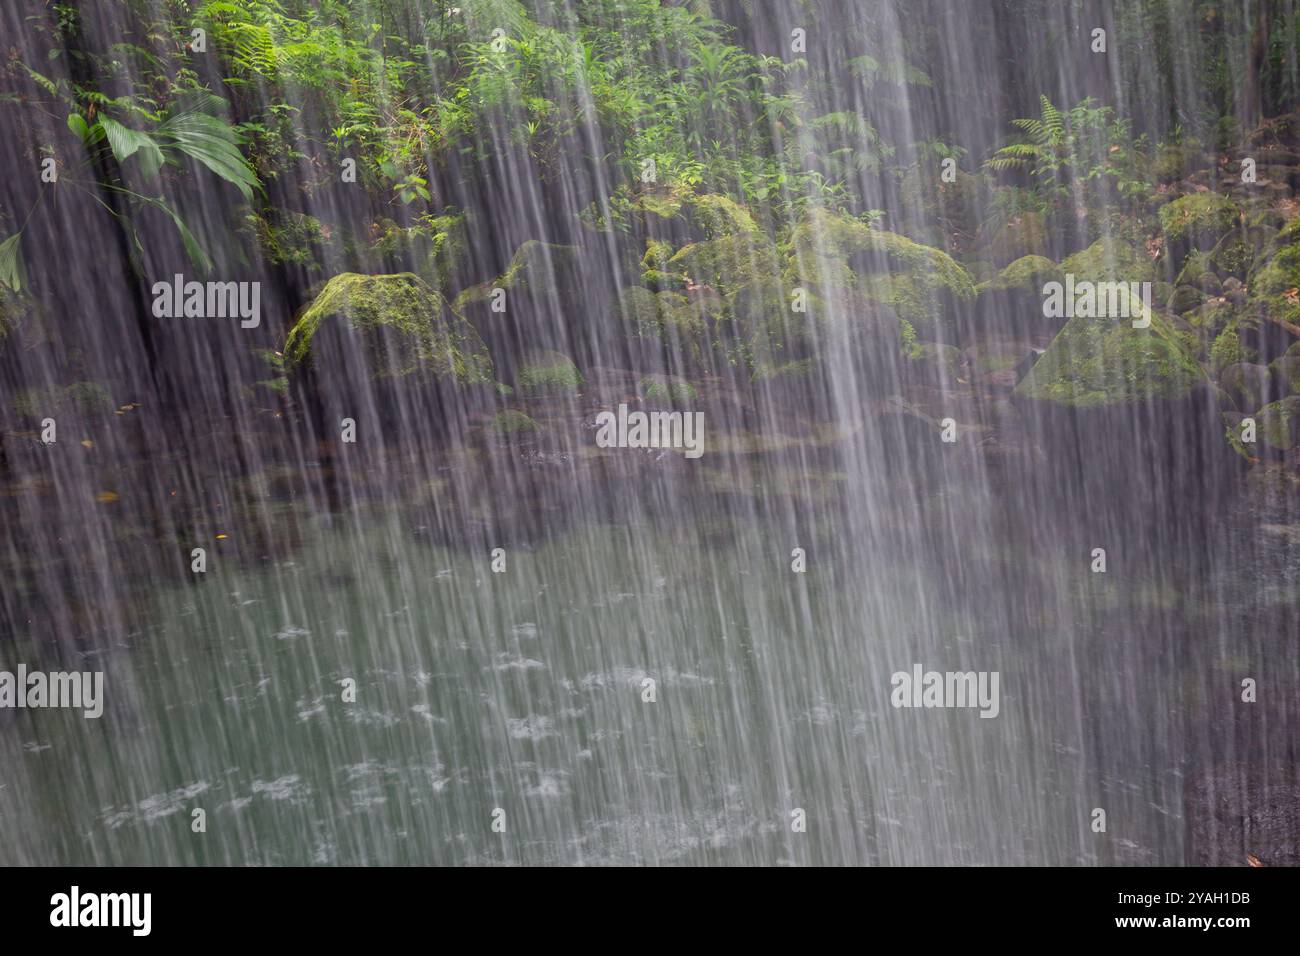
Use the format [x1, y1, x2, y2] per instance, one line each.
[1, 0, 1297, 866]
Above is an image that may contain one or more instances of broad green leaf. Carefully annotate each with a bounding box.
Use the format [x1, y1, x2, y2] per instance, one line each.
[0, 232, 25, 293]
[156, 111, 258, 199]
[136, 196, 212, 274]
[99, 116, 165, 176]
[67, 113, 89, 141]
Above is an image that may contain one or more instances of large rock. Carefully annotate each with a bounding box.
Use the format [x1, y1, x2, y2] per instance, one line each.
[1158, 192, 1239, 270]
[286, 272, 492, 387]
[1014, 309, 1205, 410]
[788, 208, 975, 339]
[284, 272, 494, 432]
[1013, 305, 1233, 504]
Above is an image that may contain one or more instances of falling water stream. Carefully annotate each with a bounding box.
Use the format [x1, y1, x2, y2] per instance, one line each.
[1, 0, 1298, 867]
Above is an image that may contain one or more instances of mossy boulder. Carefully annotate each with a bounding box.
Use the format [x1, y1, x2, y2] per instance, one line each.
[1248, 232, 1300, 333]
[1060, 235, 1158, 285]
[1209, 226, 1273, 280]
[1210, 318, 1260, 373]
[751, 357, 817, 387]
[638, 374, 698, 405]
[1271, 351, 1300, 395]
[620, 286, 710, 368]
[455, 240, 582, 316]
[488, 409, 541, 441]
[285, 272, 493, 387]
[904, 341, 967, 387]
[981, 255, 1064, 293]
[789, 209, 975, 336]
[517, 350, 583, 396]
[1175, 250, 1214, 288]
[1219, 362, 1276, 411]
[1014, 309, 1206, 409]
[243, 209, 332, 270]
[1168, 285, 1208, 314]
[591, 186, 759, 240]
[667, 233, 781, 298]
[985, 211, 1049, 266]
[1256, 395, 1300, 450]
[1158, 192, 1239, 269]
[1152, 142, 1205, 184]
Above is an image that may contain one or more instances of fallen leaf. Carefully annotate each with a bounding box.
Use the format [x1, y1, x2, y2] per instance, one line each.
[80, 439, 93, 449]
[215, 533, 228, 540]
[1247, 853, 1263, 867]
[95, 491, 119, 503]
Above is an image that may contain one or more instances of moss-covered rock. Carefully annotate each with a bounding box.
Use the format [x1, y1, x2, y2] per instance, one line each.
[1152, 142, 1205, 183]
[1210, 318, 1260, 373]
[1014, 308, 1206, 409]
[1248, 231, 1300, 332]
[454, 240, 581, 315]
[1060, 235, 1158, 285]
[1158, 192, 1239, 268]
[668, 233, 781, 298]
[1256, 395, 1300, 450]
[638, 374, 698, 404]
[1175, 250, 1215, 288]
[1271, 352, 1300, 395]
[1219, 362, 1275, 411]
[789, 208, 975, 336]
[587, 186, 759, 240]
[985, 211, 1049, 265]
[980, 254, 1064, 293]
[751, 357, 816, 386]
[1168, 284, 1208, 314]
[488, 409, 541, 440]
[620, 286, 710, 367]
[1209, 226, 1273, 280]
[285, 272, 493, 386]
[517, 349, 583, 395]
[904, 341, 967, 387]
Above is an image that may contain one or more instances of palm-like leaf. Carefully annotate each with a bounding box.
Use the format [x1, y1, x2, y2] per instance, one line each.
[0, 232, 25, 292]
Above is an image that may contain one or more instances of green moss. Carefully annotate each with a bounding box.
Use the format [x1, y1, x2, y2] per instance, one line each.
[454, 240, 580, 313]
[1256, 396, 1300, 450]
[370, 213, 465, 288]
[488, 409, 541, 438]
[1167, 284, 1207, 314]
[1014, 309, 1206, 408]
[1247, 235, 1300, 331]
[1158, 192, 1238, 244]
[690, 194, 758, 236]
[979, 254, 1063, 293]
[789, 209, 974, 335]
[1210, 319, 1258, 373]
[517, 349, 583, 395]
[1175, 250, 1214, 287]
[1060, 235, 1158, 284]
[285, 272, 493, 386]
[668, 233, 781, 296]
[1152, 143, 1203, 183]
[638, 375, 698, 403]
[1209, 229, 1254, 280]
[752, 357, 815, 384]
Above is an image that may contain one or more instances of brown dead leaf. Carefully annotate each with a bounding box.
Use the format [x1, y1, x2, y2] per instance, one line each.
[1247, 853, 1264, 867]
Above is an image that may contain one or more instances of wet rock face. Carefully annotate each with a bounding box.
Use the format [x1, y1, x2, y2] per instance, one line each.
[1185, 764, 1300, 866]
